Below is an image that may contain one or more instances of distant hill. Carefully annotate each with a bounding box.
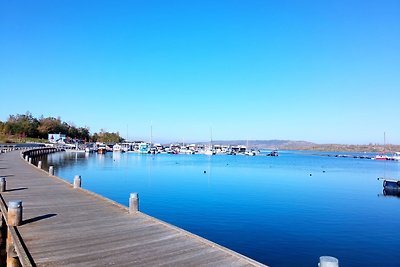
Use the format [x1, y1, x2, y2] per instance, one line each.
[196, 140, 316, 150]
[195, 140, 400, 152]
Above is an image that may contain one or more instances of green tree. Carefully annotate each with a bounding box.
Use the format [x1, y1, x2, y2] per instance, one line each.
[37, 117, 68, 138]
[95, 130, 124, 143]
[4, 112, 39, 138]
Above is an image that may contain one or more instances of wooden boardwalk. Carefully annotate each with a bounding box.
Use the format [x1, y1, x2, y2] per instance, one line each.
[0, 150, 266, 267]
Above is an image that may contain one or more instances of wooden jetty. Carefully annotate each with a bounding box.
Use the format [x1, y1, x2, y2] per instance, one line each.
[0, 148, 266, 266]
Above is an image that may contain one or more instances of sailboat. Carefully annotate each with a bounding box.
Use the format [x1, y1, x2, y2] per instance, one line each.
[204, 127, 215, 156]
[373, 132, 389, 160]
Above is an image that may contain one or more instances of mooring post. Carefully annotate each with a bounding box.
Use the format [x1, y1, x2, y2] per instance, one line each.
[6, 201, 23, 266]
[49, 166, 54, 176]
[8, 201, 22, 226]
[38, 160, 42, 169]
[24, 155, 28, 161]
[319, 256, 339, 267]
[0, 177, 6, 192]
[28, 157, 32, 164]
[74, 175, 81, 189]
[129, 193, 139, 213]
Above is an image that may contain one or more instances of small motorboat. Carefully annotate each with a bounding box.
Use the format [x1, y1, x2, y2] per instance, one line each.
[382, 179, 400, 191]
[378, 177, 400, 189]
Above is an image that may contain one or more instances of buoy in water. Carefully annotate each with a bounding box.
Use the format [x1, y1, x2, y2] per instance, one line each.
[204, 170, 206, 174]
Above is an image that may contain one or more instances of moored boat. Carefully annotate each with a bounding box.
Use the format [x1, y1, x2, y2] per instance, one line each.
[97, 147, 107, 154]
[138, 142, 150, 154]
[266, 150, 279, 156]
[389, 152, 400, 161]
[204, 148, 215, 156]
[383, 179, 400, 191]
[373, 154, 390, 160]
[113, 144, 122, 152]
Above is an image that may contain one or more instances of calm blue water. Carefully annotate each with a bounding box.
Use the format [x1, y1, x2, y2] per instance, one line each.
[38, 151, 400, 266]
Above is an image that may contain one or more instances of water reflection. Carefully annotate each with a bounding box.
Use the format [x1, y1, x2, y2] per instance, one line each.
[382, 188, 400, 198]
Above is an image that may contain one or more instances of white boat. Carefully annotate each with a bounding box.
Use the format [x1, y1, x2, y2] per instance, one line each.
[373, 154, 390, 160]
[231, 145, 247, 155]
[389, 152, 400, 161]
[244, 150, 257, 156]
[204, 148, 215, 156]
[113, 144, 122, 152]
[138, 143, 150, 154]
[179, 147, 195, 154]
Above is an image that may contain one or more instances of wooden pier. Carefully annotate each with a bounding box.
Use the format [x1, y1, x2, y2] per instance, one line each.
[0, 148, 266, 266]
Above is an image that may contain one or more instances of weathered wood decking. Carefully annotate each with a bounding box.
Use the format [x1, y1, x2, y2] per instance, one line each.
[0, 150, 266, 267]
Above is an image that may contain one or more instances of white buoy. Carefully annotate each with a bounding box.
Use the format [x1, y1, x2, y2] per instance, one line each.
[319, 256, 339, 267]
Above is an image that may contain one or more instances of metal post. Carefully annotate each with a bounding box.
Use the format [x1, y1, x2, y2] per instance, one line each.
[0, 177, 6, 192]
[129, 193, 139, 213]
[49, 166, 54, 176]
[73, 175, 81, 189]
[319, 256, 339, 267]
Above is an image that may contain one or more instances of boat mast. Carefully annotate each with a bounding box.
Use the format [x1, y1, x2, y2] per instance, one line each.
[210, 127, 213, 149]
[150, 122, 153, 145]
[383, 131, 386, 154]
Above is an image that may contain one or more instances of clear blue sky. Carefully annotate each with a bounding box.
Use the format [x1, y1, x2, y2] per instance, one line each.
[1, 0, 399, 144]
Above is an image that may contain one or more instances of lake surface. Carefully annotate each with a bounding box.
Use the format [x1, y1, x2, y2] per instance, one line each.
[35, 151, 400, 266]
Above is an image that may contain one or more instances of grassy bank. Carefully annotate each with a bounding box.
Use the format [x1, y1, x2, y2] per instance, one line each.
[0, 134, 48, 144]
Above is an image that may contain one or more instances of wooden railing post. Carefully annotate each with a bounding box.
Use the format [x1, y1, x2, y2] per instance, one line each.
[1, 177, 6, 192]
[0, 210, 4, 247]
[7, 201, 23, 267]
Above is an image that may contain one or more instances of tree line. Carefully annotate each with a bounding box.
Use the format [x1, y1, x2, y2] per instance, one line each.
[0, 112, 123, 143]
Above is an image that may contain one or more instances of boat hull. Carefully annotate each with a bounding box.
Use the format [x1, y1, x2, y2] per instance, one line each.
[97, 148, 107, 154]
[383, 180, 400, 191]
